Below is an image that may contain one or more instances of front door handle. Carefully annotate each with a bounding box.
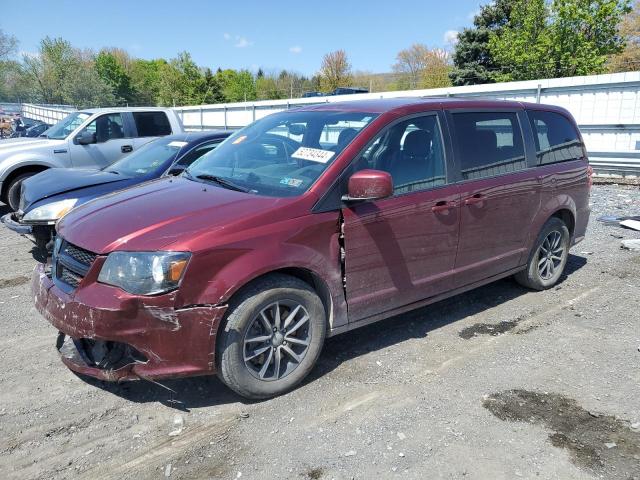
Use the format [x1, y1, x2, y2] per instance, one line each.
[464, 194, 485, 206]
[432, 200, 457, 213]
[121, 145, 133, 153]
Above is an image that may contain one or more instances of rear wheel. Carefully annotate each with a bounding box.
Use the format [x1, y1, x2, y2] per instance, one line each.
[515, 217, 570, 290]
[217, 274, 326, 399]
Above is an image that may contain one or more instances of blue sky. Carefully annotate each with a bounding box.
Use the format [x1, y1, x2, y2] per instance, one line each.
[3, 0, 482, 75]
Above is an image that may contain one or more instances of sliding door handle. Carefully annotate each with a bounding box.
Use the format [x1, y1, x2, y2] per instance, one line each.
[432, 201, 457, 213]
[464, 194, 485, 206]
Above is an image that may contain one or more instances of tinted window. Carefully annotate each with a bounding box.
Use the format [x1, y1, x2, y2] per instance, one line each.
[174, 139, 223, 167]
[354, 114, 446, 194]
[46, 112, 90, 140]
[527, 110, 584, 165]
[81, 113, 125, 143]
[133, 112, 172, 137]
[106, 138, 186, 176]
[187, 111, 377, 197]
[452, 112, 526, 180]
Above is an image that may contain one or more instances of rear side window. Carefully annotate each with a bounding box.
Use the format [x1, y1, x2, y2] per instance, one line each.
[133, 112, 172, 137]
[527, 110, 584, 165]
[451, 112, 526, 180]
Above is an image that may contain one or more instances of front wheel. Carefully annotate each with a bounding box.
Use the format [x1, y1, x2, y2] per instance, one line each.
[515, 217, 570, 290]
[216, 274, 326, 399]
[5, 173, 34, 211]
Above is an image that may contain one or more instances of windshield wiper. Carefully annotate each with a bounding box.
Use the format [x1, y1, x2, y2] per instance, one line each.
[194, 174, 251, 193]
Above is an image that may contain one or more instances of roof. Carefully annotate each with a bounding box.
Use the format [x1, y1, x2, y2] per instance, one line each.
[160, 130, 232, 143]
[79, 106, 177, 114]
[294, 97, 542, 114]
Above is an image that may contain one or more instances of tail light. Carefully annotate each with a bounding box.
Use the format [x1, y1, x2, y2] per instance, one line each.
[587, 165, 593, 191]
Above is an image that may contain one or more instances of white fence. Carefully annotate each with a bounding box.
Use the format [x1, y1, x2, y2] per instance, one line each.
[21, 103, 76, 125]
[20, 71, 640, 177]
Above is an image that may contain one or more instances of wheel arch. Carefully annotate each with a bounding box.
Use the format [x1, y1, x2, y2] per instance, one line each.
[220, 267, 335, 332]
[551, 208, 575, 237]
[1, 163, 53, 203]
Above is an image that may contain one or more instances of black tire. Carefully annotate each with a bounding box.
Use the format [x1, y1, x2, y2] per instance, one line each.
[33, 227, 53, 259]
[515, 217, 570, 290]
[5, 173, 34, 211]
[217, 274, 326, 399]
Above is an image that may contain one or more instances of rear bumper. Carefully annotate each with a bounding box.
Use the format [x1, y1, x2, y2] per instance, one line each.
[572, 206, 591, 246]
[1, 212, 33, 235]
[31, 263, 228, 381]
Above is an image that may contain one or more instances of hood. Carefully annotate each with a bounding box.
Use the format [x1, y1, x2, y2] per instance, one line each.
[57, 177, 298, 254]
[21, 168, 128, 211]
[0, 137, 63, 155]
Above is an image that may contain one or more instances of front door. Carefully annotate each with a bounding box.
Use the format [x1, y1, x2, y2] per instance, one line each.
[342, 113, 460, 322]
[448, 110, 541, 286]
[70, 113, 134, 168]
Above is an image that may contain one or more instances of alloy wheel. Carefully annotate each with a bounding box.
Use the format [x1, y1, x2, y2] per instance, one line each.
[537, 230, 565, 280]
[243, 301, 311, 381]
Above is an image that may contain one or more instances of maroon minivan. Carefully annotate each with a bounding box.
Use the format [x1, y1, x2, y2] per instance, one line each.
[32, 98, 591, 399]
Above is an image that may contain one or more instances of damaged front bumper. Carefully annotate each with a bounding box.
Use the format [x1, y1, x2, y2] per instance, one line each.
[32, 263, 228, 381]
[1, 212, 33, 235]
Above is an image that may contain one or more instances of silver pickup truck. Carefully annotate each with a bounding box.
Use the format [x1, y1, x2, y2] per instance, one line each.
[0, 107, 184, 210]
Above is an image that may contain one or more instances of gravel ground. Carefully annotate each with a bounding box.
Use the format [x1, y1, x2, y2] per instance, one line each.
[0, 184, 639, 480]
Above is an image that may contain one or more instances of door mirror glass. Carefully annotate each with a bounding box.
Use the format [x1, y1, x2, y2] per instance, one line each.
[75, 131, 96, 145]
[344, 169, 393, 201]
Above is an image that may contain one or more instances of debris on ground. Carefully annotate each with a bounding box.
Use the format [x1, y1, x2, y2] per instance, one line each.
[621, 239, 640, 251]
[168, 414, 184, 437]
[596, 215, 640, 226]
[620, 219, 640, 231]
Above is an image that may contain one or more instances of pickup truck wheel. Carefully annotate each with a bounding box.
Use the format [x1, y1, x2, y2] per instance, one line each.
[515, 217, 570, 290]
[5, 173, 34, 211]
[217, 274, 326, 400]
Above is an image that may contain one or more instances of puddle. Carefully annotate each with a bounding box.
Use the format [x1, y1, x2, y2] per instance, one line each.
[0, 276, 30, 289]
[484, 390, 640, 478]
[459, 320, 518, 339]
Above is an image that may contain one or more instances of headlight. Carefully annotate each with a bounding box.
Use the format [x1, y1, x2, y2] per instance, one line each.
[22, 198, 77, 223]
[98, 251, 190, 295]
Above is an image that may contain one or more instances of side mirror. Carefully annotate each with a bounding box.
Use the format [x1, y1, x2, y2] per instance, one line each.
[167, 165, 185, 176]
[75, 131, 96, 145]
[343, 169, 393, 202]
[288, 123, 306, 136]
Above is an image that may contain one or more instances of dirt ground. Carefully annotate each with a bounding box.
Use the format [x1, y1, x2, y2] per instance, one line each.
[0, 184, 639, 480]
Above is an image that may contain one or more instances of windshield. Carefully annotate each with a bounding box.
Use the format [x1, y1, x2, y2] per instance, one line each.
[105, 138, 188, 176]
[186, 110, 377, 197]
[46, 112, 91, 140]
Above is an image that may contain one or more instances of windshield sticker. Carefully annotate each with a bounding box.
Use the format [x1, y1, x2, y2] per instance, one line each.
[233, 135, 247, 145]
[291, 147, 335, 163]
[168, 141, 188, 148]
[280, 177, 303, 187]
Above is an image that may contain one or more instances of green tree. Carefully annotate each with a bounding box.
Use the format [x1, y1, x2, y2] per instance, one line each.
[609, 0, 640, 71]
[449, 0, 513, 86]
[0, 29, 20, 101]
[95, 50, 134, 105]
[20, 37, 114, 107]
[319, 50, 352, 92]
[129, 59, 164, 105]
[256, 74, 282, 100]
[217, 69, 256, 102]
[489, 0, 631, 81]
[202, 67, 225, 103]
[64, 53, 116, 107]
[393, 44, 452, 89]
